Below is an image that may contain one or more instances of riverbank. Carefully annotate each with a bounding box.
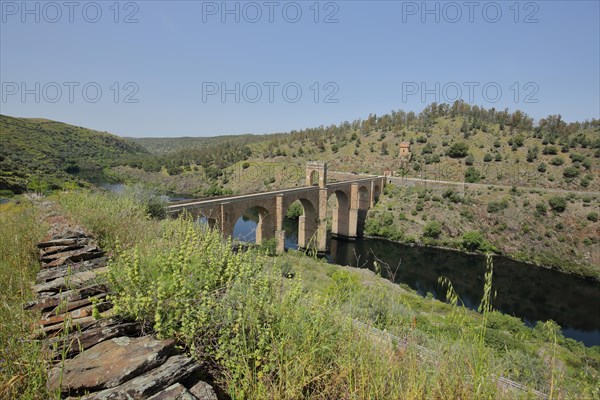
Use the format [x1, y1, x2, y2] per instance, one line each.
[363, 232, 600, 283]
[364, 183, 600, 280]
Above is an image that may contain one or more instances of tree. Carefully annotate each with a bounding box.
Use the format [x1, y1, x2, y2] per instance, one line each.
[447, 142, 470, 158]
[380, 142, 389, 155]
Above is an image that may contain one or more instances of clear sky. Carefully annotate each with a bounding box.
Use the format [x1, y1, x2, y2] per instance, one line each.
[1, 0, 599, 137]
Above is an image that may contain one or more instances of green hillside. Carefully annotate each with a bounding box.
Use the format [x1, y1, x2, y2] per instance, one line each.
[226, 103, 600, 193]
[0, 115, 148, 193]
[130, 134, 261, 154]
[111, 103, 599, 196]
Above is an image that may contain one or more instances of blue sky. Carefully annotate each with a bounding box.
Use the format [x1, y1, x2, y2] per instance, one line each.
[1, 0, 599, 137]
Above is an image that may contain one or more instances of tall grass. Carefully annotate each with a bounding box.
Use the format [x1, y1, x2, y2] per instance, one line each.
[102, 212, 513, 398]
[0, 201, 51, 399]
[52, 189, 600, 399]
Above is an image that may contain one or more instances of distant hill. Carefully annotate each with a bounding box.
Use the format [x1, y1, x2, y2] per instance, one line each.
[0, 115, 148, 193]
[130, 135, 261, 154]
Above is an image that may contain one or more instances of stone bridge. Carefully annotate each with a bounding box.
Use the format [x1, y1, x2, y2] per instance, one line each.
[167, 162, 386, 254]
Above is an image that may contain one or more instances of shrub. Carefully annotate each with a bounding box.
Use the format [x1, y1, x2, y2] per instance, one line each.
[550, 157, 564, 166]
[447, 142, 470, 158]
[563, 166, 580, 179]
[487, 199, 508, 213]
[483, 153, 493, 162]
[542, 145, 558, 155]
[548, 196, 567, 212]
[537, 163, 547, 173]
[442, 189, 462, 203]
[423, 221, 442, 238]
[465, 154, 474, 166]
[461, 231, 495, 252]
[464, 167, 481, 183]
[535, 202, 547, 216]
[570, 153, 585, 162]
[285, 202, 304, 219]
[587, 212, 599, 222]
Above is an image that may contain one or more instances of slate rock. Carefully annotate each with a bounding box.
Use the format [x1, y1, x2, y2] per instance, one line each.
[48, 322, 140, 360]
[47, 336, 175, 396]
[147, 383, 197, 400]
[80, 355, 200, 400]
[189, 380, 218, 400]
[33, 267, 108, 293]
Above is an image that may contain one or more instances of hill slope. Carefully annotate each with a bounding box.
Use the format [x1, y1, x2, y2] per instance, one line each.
[0, 115, 148, 193]
[130, 135, 260, 154]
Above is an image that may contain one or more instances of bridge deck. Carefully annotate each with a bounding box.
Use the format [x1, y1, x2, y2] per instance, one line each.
[166, 177, 382, 212]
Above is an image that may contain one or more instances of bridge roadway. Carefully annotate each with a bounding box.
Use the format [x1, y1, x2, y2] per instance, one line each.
[167, 163, 385, 254]
[167, 177, 380, 212]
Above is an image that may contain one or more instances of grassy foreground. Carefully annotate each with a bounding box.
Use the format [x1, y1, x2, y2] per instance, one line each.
[0, 200, 50, 399]
[2, 190, 600, 399]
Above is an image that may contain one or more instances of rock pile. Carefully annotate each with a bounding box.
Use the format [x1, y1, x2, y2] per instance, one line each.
[26, 225, 218, 399]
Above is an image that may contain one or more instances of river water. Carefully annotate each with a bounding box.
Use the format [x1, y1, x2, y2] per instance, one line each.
[233, 215, 600, 347]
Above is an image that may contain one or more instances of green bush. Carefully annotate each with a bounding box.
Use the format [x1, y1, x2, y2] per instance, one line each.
[447, 142, 470, 158]
[487, 199, 508, 213]
[285, 202, 304, 219]
[423, 221, 442, 239]
[535, 202, 547, 216]
[570, 153, 585, 162]
[461, 231, 495, 253]
[548, 196, 567, 212]
[563, 166, 580, 178]
[465, 154, 474, 166]
[464, 167, 481, 183]
[542, 145, 558, 155]
[587, 212, 599, 222]
[537, 162, 547, 173]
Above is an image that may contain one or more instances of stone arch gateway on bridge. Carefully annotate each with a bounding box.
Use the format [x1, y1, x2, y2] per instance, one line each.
[167, 162, 386, 254]
[306, 161, 327, 188]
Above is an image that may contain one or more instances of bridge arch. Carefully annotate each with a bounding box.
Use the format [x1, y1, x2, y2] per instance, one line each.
[306, 161, 327, 188]
[230, 205, 275, 245]
[284, 197, 319, 250]
[358, 186, 370, 209]
[308, 170, 320, 186]
[373, 184, 381, 201]
[328, 190, 351, 238]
